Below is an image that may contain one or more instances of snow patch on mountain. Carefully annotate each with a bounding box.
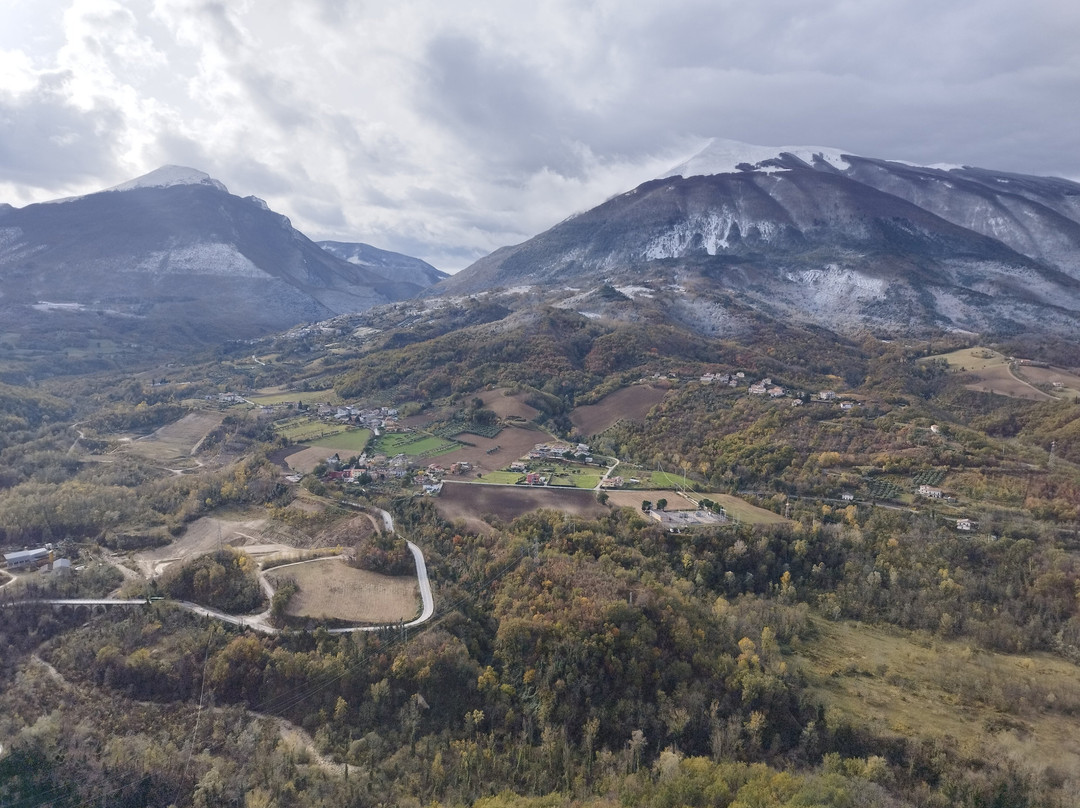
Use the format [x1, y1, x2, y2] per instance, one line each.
[124, 243, 269, 278]
[615, 285, 654, 299]
[664, 138, 854, 178]
[105, 165, 229, 194]
[643, 213, 778, 258]
[786, 267, 888, 300]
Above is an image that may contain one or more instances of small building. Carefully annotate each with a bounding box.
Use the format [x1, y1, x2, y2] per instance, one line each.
[956, 518, 976, 531]
[819, 390, 837, 401]
[525, 472, 543, 486]
[599, 476, 624, 489]
[918, 484, 943, 499]
[3, 548, 50, 569]
[748, 382, 767, 395]
[841, 492, 855, 502]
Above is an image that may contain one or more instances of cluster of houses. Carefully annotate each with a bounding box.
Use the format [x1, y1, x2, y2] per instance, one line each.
[312, 404, 400, 433]
[698, 371, 861, 410]
[324, 451, 473, 495]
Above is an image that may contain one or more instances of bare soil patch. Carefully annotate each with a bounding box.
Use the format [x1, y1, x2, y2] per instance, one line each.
[133, 514, 294, 577]
[571, 384, 668, 437]
[125, 411, 226, 464]
[266, 559, 418, 623]
[1014, 365, 1080, 399]
[964, 365, 1053, 401]
[285, 445, 337, 473]
[434, 480, 608, 532]
[478, 388, 541, 421]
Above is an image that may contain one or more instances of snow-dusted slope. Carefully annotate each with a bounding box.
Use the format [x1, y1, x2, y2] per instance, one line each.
[436, 141, 1080, 337]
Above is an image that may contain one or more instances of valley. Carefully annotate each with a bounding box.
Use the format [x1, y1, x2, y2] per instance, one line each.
[2, 149, 1080, 808]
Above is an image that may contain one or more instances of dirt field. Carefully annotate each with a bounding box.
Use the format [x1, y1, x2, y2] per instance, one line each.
[478, 388, 541, 421]
[923, 347, 1056, 401]
[963, 364, 1053, 401]
[133, 515, 297, 577]
[429, 424, 549, 475]
[1014, 365, 1080, 399]
[125, 411, 226, 465]
[284, 446, 337, 473]
[434, 480, 609, 532]
[266, 559, 418, 623]
[571, 384, 669, 437]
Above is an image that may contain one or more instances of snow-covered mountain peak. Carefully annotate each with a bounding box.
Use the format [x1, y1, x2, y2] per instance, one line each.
[104, 165, 229, 194]
[663, 138, 855, 178]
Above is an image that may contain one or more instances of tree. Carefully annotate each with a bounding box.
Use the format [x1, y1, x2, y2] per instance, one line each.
[642, 500, 652, 511]
[656, 498, 668, 511]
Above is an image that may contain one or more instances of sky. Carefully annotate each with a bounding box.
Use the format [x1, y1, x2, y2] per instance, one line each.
[1, 0, 1078, 272]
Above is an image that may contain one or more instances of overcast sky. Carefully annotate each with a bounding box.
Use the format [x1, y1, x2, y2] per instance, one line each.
[2, 0, 1078, 271]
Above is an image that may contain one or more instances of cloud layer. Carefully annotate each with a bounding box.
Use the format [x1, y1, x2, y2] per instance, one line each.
[2, 0, 1078, 270]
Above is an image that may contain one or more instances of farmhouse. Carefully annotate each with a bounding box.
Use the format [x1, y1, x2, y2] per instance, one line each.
[918, 484, 943, 499]
[599, 476, 624, 489]
[3, 547, 50, 569]
[956, 518, 977, 531]
[748, 382, 767, 395]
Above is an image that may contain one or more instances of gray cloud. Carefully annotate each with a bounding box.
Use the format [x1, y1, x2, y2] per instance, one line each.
[1, 0, 1078, 270]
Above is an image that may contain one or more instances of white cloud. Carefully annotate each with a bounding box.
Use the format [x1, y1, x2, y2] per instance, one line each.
[0, 0, 1078, 269]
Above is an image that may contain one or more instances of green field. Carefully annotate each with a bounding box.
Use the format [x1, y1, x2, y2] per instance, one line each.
[921, 346, 1006, 370]
[622, 469, 698, 490]
[373, 433, 459, 458]
[307, 429, 372, 452]
[548, 468, 603, 488]
[476, 471, 525, 484]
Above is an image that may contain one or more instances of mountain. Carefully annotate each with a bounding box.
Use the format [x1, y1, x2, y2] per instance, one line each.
[435, 140, 1080, 337]
[0, 166, 441, 347]
[318, 241, 447, 288]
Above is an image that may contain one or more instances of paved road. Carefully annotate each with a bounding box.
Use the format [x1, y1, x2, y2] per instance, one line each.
[5, 507, 435, 635]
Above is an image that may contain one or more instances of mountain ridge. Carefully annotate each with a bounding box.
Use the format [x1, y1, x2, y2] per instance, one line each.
[433, 142, 1080, 337]
[0, 167, 442, 348]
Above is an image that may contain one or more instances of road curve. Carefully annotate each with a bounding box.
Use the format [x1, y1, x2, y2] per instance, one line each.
[6, 519, 435, 635]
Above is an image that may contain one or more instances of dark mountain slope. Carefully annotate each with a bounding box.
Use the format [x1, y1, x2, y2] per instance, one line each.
[0, 168, 439, 346]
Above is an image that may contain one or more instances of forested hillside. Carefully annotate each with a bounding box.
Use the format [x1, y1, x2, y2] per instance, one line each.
[1, 299, 1079, 807]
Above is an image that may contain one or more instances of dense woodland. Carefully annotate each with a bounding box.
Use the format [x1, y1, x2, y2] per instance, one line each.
[2, 306, 1080, 806]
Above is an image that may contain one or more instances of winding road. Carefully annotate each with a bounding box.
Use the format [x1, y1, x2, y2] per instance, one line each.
[2, 507, 435, 635]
